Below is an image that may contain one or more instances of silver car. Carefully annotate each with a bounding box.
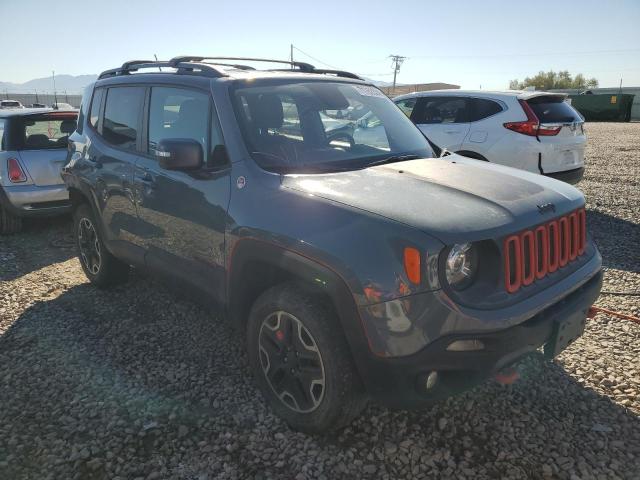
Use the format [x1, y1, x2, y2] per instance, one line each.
[0, 108, 77, 233]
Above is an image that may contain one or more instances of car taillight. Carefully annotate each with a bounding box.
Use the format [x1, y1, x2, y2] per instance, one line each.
[7, 158, 27, 183]
[503, 100, 561, 137]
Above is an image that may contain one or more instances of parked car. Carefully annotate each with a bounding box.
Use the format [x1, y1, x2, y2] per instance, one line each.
[393, 90, 586, 184]
[0, 108, 77, 233]
[52, 102, 76, 110]
[0, 100, 25, 109]
[62, 57, 602, 433]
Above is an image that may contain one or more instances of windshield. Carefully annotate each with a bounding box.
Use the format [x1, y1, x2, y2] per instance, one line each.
[232, 81, 434, 173]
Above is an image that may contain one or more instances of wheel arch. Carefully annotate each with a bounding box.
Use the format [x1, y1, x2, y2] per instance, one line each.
[227, 238, 372, 374]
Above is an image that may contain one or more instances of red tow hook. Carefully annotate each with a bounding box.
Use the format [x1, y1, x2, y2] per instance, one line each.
[495, 367, 520, 385]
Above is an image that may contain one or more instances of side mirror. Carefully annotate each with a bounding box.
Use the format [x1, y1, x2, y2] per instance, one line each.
[156, 138, 203, 171]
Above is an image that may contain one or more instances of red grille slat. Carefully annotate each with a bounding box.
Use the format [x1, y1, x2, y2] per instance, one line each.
[521, 230, 536, 286]
[504, 235, 522, 294]
[503, 208, 587, 293]
[534, 226, 548, 279]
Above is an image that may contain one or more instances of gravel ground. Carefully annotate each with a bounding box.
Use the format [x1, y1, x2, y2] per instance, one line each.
[1, 122, 639, 480]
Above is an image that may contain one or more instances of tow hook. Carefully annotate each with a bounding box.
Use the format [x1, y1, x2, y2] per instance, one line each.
[495, 367, 520, 385]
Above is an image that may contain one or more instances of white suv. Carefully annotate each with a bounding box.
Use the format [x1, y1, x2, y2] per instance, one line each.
[393, 90, 586, 184]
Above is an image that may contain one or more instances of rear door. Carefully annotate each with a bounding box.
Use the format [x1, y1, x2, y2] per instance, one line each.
[412, 96, 471, 151]
[85, 85, 147, 261]
[16, 112, 78, 186]
[527, 95, 586, 173]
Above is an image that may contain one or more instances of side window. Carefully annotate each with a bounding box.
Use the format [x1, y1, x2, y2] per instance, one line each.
[89, 88, 104, 130]
[395, 98, 417, 118]
[0, 119, 5, 151]
[148, 87, 212, 162]
[102, 87, 144, 150]
[415, 97, 468, 124]
[470, 98, 503, 122]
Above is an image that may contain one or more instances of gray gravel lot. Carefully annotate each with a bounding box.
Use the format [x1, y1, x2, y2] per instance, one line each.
[1, 122, 639, 480]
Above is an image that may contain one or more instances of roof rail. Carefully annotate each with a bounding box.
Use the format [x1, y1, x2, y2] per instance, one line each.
[169, 56, 316, 73]
[98, 59, 228, 80]
[99, 56, 363, 81]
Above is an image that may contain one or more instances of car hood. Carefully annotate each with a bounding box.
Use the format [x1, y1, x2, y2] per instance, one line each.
[281, 155, 585, 244]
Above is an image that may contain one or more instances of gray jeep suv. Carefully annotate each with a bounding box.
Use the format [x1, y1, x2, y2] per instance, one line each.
[62, 57, 602, 433]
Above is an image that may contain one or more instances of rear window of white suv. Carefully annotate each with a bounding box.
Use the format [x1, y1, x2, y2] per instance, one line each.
[527, 96, 582, 123]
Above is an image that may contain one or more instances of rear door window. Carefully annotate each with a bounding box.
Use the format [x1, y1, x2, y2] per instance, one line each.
[414, 97, 469, 124]
[102, 87, 145, 150]
[469, 98, 503, 121]
[23, 116, 77, 149]
[89, 88, 104, 130]
[527, 96, 581, 123]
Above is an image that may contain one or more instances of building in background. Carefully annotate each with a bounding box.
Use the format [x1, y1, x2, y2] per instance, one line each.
[379, 82, 459, 97]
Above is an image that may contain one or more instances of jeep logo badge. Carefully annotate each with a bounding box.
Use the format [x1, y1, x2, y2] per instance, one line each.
[537, 203, 556, 214]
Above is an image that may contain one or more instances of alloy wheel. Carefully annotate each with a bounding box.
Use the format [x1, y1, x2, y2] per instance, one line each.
[77, 217, 102, 275]
[258, 311, 326, 413]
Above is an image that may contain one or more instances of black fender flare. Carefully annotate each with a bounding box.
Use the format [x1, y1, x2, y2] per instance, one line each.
[227, 237, 373, 378]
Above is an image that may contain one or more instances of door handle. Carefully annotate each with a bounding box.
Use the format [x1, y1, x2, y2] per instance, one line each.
[445, 130, 460, 134]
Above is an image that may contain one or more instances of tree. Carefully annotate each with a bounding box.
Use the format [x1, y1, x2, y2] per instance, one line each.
[509, 70, 599, 90]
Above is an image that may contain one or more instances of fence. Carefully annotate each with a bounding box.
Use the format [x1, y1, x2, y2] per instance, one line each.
[2, 93, 82, 108]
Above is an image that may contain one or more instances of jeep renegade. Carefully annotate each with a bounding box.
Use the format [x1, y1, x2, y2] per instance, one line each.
[62, 57, 602, 433]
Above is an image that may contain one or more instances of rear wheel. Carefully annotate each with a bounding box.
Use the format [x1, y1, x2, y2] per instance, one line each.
[247, 283, 366, 433]
[73, 203, 129, 287]
[0, 204, 22, 235]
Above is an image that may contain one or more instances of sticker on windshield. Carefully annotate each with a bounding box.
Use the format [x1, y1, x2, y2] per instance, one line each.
[353, 85, 386, 98]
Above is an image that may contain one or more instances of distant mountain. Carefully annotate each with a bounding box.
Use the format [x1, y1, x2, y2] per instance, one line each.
[0, 74, 98, 94]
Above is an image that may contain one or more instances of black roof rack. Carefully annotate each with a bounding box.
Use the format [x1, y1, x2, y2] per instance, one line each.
[98, 59, 227, 80]
[98, 56, 363, 81]
[169, 56, 316, 73]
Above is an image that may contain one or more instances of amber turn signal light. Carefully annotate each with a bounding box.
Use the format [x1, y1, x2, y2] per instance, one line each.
[403, 247, 421, 285]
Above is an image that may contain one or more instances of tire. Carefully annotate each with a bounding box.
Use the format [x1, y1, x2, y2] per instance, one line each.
[0, 204, 22, 235]
[73, 203, 129, 287]
[247, 282, 366, 434]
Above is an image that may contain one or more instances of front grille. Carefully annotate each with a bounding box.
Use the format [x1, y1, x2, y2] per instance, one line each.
[504, 208, 586, 293]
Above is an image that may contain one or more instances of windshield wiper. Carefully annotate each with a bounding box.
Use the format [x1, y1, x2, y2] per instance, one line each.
[365, 154, 423, 168]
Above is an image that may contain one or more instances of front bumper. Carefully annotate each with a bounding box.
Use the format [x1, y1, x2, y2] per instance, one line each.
[545, 167, 585, 185]
[0, 184, 70, 217]
[355, 267, 602, 410]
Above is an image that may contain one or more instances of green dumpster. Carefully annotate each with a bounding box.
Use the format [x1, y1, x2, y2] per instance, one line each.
[568, 93, 635, 122]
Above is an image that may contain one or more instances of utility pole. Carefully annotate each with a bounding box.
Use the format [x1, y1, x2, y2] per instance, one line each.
[389, 54, 406, 93]
[35, 89, 39, 103]
[52, 70, 58, 108]
[290, 44, 294, 69]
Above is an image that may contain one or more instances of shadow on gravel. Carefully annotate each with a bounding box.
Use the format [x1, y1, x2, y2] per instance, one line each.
[0, 215, 75, 282]
[587, 209, 640, 274]
[1, 278, 639, 479]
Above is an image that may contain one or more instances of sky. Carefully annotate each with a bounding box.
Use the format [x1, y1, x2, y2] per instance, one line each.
[1, 0, 639, 89]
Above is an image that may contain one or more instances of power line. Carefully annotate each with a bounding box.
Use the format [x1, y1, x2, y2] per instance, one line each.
[291, 45, 340, 69]
[409, 48, 640, 60]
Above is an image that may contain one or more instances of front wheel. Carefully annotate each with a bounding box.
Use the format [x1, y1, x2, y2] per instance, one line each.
[247, 283, 366, 433]
[73, 203, 129, 287]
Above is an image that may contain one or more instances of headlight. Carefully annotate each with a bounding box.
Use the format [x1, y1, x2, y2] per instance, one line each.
[445, 243, 477, 290]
